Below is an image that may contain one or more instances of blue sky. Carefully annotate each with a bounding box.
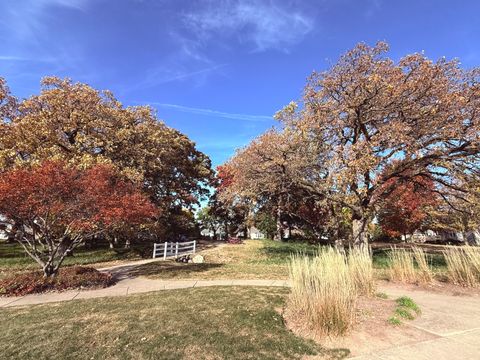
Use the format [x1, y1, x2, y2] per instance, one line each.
[1, 0, 479, 168]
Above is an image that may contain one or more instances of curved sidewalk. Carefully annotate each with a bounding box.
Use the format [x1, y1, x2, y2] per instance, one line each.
[0, 277, 289, 308]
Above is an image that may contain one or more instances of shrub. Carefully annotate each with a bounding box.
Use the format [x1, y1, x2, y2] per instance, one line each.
[0, 266, 114, 296]
[443, 246, 480, 287]
[227, 237, 243, 244]
[288, 248, 357, 336]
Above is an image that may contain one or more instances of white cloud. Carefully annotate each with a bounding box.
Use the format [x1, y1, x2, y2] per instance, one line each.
[152, 103, 272, 122]
[184, 0, 314, 52]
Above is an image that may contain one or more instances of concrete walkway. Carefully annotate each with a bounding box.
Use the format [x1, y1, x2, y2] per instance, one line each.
[350, 284, 480, 360]
[0, 277, 289, 308]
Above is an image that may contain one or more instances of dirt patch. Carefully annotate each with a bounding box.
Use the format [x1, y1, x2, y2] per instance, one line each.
[284, 296, 437, 358]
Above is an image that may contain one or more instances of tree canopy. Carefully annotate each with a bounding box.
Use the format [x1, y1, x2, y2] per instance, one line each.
[0, 77, 213, 241]
[220, 42, 480, 244]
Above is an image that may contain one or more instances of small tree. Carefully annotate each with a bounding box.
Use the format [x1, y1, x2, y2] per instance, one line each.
[0, 161, 157, 277]
[197, 206, 222, 239]
[378, 175, 438, 240]
[254, 211, 277, 239]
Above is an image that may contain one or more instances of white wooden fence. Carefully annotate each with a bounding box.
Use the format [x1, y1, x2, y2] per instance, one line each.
[152, 240, 196, 259]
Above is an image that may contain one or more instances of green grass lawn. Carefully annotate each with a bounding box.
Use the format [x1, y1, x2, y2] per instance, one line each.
[0, 286, 348, 360]
[132, 240, 450, 281]
[132, 239, 318, 280]
[0, 241, 143, 278]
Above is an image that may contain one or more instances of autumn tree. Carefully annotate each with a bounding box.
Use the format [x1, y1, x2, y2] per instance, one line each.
[210, 165, 251, 239]
[220, 128, 321, 241]
[278, 42, 480, 245]
[0, 77, 212, 240]
[0, 161, 157, 277]
[377, 175, 438, 240]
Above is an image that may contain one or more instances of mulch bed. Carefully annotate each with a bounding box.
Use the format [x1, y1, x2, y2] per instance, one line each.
[0, 266, 115, 297]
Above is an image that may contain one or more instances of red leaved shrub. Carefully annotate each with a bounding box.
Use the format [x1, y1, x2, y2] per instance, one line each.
[227, 237, 243, 244]
[0, 266, 115, 296]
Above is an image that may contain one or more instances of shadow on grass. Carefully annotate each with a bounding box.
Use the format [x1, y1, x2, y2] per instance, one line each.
[259, 241, 318, 264]
[372, 248, 447, 270]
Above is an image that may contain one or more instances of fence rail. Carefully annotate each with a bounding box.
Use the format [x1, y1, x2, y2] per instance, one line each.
[152, 240, 196, 259]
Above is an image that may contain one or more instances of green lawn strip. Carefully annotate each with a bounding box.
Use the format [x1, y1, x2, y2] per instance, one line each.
[138, 239, 318, 280]
[0, 242, 143, 277]
[0, 286, 347, 360]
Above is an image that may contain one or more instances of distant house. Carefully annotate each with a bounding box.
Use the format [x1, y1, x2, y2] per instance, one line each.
[201, 225, 267, 240]
[0, 215, 11, 241]
[404, 229, 480, 245]
[249, 227, 265, 240]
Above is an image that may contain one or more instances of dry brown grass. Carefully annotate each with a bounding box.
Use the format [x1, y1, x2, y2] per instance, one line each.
[443, 246, 480, 287]
[288, 247, 375, 336]
[348, 246, 375, 296]
[388, 247, 417, 283]
[411, 247, 434, 283]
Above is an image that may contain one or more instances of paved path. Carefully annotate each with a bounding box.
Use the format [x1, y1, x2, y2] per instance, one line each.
[350, 284, 480, 360]
[0, 278, 288, 307]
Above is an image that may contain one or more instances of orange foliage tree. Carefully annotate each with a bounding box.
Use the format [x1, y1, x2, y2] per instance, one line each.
[0, 161, 158, 277]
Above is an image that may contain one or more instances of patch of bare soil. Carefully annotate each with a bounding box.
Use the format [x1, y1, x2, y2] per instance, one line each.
[284, 296, 436, 358]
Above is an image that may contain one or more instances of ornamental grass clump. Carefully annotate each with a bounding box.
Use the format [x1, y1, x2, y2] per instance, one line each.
[288, 248, 357, 336]
[411, 247, 433, 283]
[388, 247, 417, 283]
[443, 246, 480, 287]
[348, 246, 375, 296]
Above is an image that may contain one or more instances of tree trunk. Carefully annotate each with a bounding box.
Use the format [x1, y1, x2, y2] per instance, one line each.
[352, 218, 368, 246]
[6, 221, 20, 243]
[224, 221, 229, 240]
[43, 263, 56, 278]
[274, 204, 283, 242]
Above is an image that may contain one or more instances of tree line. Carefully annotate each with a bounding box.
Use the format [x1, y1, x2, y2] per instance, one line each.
[203, 42, 480, 245]
[0, 77, 213, 276]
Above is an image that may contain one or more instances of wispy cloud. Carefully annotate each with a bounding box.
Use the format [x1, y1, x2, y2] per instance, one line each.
[151, 103, 272, 122]
[122, 63, 226, 95]
[184, 0, 314, 52]
[142, 64, 226, 87]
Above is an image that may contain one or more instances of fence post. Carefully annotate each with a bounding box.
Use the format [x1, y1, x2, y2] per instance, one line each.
[193, 240, 196, 254]
[163, 241, 168, 260]
[153, 243, 157, 259]
[175, 242, 179, 258]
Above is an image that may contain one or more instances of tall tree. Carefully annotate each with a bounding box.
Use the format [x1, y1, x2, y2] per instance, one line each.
[280, 42, 480, 245]
[220, 128, 321, 241]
